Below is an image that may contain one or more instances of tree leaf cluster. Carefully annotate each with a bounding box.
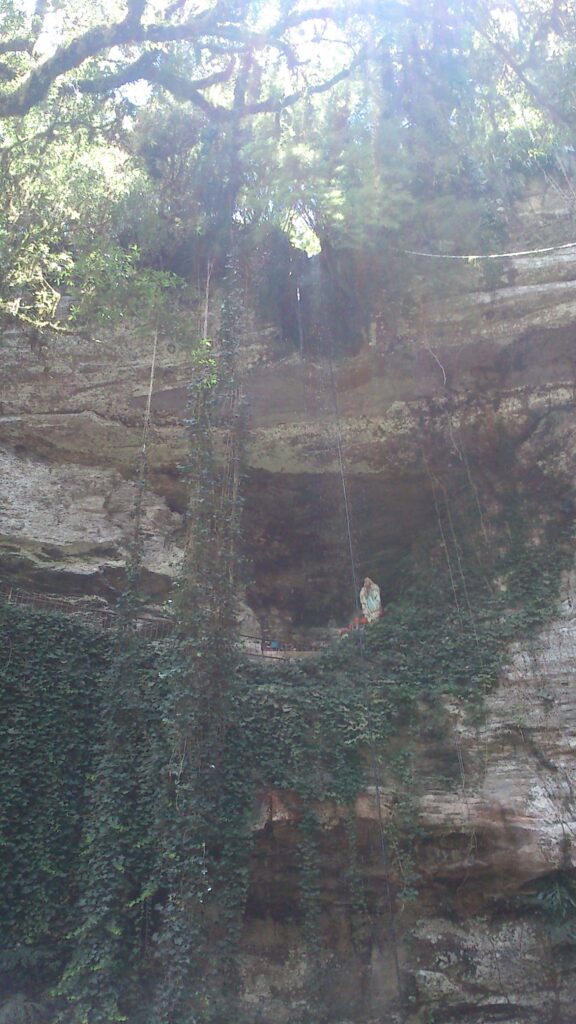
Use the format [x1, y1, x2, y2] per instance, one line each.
[3, 0, 576, 349]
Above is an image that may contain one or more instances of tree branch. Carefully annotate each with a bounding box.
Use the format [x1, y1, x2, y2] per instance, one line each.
[0, 2, 361, 121]
[77, 52, 158, 95]
[0, 37, 34, 56]
[79, 48, 357, 122]
[78, 53, 236, 100]
[243, 51, 363, 115]
[165, 0, 188, 17]
[0, 6, 219, 118]
[125, 0, 148, 25]
[146, 65, 230, 119]
[206, 25, 299, 65]
[0, 300, 79, 336]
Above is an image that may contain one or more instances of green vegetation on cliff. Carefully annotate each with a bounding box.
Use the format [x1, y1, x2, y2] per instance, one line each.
[1, 451, 573, 1020]
[3, 0, 576, 1021]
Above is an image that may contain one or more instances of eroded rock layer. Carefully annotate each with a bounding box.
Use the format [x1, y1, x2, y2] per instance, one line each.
[3, 187, 576, 1022]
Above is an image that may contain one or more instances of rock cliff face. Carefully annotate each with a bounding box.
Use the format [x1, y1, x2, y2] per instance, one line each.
[3, 190, 576, 617]
[239, 577, 576, 1023]
[3, 186, 576, 1021]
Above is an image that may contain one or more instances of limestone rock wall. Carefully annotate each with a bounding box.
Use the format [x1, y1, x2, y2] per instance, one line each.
[4, 238, 576, 618]
[238, 574, 576, 1023]
[3, 186, 576, 1022]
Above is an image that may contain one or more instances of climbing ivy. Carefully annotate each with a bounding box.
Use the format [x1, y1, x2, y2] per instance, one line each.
[55, 622, 165, 1024]
[138, 251, 249, 1024]
[1, 436, 574, 1022]
[0, 607, 109, 1000]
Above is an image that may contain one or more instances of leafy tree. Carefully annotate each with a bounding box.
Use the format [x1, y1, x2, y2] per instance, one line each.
[0, 0, 368, 120]
[3, 0, 576, 344]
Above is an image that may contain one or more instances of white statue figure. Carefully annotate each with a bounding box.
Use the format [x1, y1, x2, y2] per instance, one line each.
[236, 600, 262, 655]
[359, 577, 381, 623]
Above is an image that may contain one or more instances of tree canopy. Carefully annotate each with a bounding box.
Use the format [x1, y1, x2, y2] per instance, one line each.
[0, 0, 372, 120]
[1, 0, 576, 341]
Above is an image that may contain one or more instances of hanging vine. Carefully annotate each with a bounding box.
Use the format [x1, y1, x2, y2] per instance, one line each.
[54, 284, 176, 1024]
[145, 247, 250, 1024]
[1, 450, 574, 1022]
[2, 261, 576, 1024]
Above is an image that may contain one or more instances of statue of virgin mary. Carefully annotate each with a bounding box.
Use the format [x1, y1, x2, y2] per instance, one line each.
[359, 577, 381, 623]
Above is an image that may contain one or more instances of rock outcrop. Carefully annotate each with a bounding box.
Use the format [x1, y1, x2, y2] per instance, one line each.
[233, 564, 576, 1023]
[3, 185, 576, 1022]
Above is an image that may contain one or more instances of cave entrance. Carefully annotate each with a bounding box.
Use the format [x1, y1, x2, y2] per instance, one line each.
[241, 467, 435, 635]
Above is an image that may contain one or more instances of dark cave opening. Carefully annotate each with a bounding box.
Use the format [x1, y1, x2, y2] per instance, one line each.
[241, 467, 436, 632]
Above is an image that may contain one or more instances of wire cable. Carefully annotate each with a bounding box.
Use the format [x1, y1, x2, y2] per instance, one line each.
[394, 240, 576, 261]
[141, 318, 160, 459]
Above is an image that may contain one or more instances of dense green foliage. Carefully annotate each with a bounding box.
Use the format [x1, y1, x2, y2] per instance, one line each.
[3, 0, 576, 1020]
[1, 460, 573, 1020]
[0, 608, 109, 996]
[2, 0, 576, 348]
